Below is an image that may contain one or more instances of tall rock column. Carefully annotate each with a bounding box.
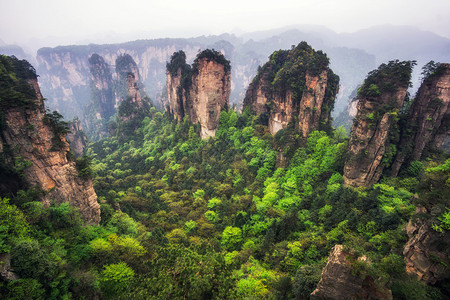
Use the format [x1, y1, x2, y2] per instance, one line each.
[166, 49, 230, 139]
[0, 56, 100, 224]
[391, 63, 450, 176]
[243, 42, 339, 137]
[190, 54, 231, 138]
[343, 60, 415, 187]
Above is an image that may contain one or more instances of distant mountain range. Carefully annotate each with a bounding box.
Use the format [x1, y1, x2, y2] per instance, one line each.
[2, 24, 449, 124]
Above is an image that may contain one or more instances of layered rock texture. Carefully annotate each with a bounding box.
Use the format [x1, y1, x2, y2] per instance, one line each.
[403, 209, 450, 285]
[311, 245, 392, 300]
[0, 56, 100, 224]
[84, 53, 115, 139]
[243, 42, 339, 136]
[66, 118, 88, 157]
[343, 60, 415, 187]
[166, 49, 231, 138]
[391, 63, 450, 176]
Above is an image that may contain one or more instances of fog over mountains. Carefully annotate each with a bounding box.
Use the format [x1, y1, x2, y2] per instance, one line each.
[2, 24, 450, 124]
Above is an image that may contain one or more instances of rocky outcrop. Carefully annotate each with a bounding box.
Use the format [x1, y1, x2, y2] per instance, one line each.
[243, 42, 339, 137]
[88, 54, 115, 119]
[391, 63, 450, 176]
[343, 60, 415, 187]
[311, 245, 392, 300]
[0, 56, 100, 224]
[166, 49, 231, 138]
[166, 68, 185, 122]
[0, 253, 18, 282]
[36, 41, 201, 120]
[66, 118, 88, 157]
[403, 208, 450, 285]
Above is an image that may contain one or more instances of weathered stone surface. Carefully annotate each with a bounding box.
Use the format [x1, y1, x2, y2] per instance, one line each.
[391, 63, 450, 176]
[166, 52, 231, 139]
[311, 245, 392, 300]
[343, 61, 412, 187]
[243, 43, 339, 137]
[189, 58, 230, 138]
[66, 118, 88, 157]
[166, 68, 185, 122]
[0, 253, 18, 282]
[0, 79, 100, 224]
[403, 208, 450, 285]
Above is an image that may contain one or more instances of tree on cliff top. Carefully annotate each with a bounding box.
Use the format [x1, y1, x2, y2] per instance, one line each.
[193, 49, 231, 73]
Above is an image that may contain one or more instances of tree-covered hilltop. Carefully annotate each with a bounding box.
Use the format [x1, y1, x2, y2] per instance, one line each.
[1, 56, 449, 299]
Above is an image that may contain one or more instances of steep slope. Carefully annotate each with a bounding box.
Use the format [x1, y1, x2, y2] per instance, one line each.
[243, 42, 339, 137]
[0, 55, 100, 224]
[166, 49, 231, 138]
[311, 245, 392, 300]
[343, 60, 415, 187]
[391, 63, 450, 176]
[84, 53, 115, 139]
[66, 118, 88, 157]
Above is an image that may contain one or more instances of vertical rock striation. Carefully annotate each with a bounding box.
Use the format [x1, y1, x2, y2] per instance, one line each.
[66, 118, 88, 157]
[391, 63, 450, 176]
[403, 208, 450, 285]
[311, 245, 392, 300]
[343, 60, 415, 187]
[243, 42, 339, 137]
[0, 56, 100, 224]
[84, 53, 115, 139]
[166, 49, 231, 138]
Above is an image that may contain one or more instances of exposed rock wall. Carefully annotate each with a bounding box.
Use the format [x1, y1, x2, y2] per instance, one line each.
[127, 73, 142, 107]
[311, 245, 392, 300]
[66, 118, 88, 157]
[343, 61, 414, 187]
[391, 63, 450, 176]
[189, 57, 231, 138]
[0, 72, 100, 224]
[243, 42, 339, 137]
[166, 68, 185, 122]
[166, 50, 231, 139]
[403, 208, 450, 285]
[37, 42, 201, 119]
[88, 54, 115, 119]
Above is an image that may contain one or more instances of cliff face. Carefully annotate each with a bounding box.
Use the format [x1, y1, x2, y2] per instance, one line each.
[166, 50, 231, 139]
[83, 53, 115, 139]
[88, 54, 115, 119]
[0, 56, 100, 224]
[66, 118, 88, 157]
[311, 245, 392, 300]
[243, 42, 339, 137]
[37, 42, 201, 121]
[189, 57, 231, 138]
[391, 63, 450, 176]
[343, 61, 414, 187]
[166, 68, 185, 122]
[403, 208, 450, 285]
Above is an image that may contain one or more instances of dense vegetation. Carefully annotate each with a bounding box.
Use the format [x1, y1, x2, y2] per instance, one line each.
[0, 55, 37, 109]
[252, 42, 336, 105]
[193, 49, 231, 74]
[0, 55, 449, 299]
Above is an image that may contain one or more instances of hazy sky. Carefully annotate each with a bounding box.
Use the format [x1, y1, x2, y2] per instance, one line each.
[1, 0, 449, 50]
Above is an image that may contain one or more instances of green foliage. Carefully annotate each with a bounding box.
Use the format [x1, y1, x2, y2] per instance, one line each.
[6, 278, 45, 300]
[100, 262, 134, 298]
[358, 60, 416, 98]
[43, 110, 70, 151]
[221, 226, 243, 251]
[75, 155, 93, 179]
[0, 198, 29, 252]
[193, 48, 231, 73]
[0, 55, 37, 109]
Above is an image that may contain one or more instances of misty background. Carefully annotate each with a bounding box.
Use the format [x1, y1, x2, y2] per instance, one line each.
[1, 0, 450, 133]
